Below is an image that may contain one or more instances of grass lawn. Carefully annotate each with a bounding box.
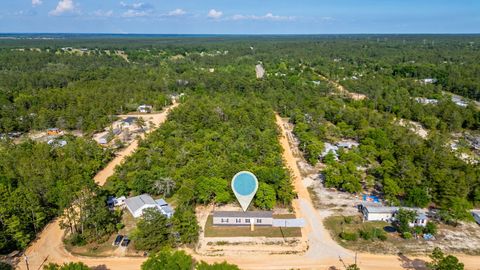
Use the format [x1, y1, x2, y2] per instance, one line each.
[204, 215, 302, 238]
[324, 215, 428, 254]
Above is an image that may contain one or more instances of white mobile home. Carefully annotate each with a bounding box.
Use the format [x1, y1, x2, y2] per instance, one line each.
[360, 204, 428, 227]
[213, 211, 273, 226]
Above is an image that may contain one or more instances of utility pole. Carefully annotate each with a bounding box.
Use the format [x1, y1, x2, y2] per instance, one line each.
[24, 255, 30, 270]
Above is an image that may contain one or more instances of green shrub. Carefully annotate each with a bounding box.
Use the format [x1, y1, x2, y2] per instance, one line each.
[359, 229, 373, 240]
[377, 233, 387, 241]
[0, 262, 13, 270]
[116, 223, 125, 230]
[424, 221, 438, 235]
[64, 233, 87, 246]
[339, 231, 358, 241]
[402, 232, 413, 239]
[343, 216, 354, 224]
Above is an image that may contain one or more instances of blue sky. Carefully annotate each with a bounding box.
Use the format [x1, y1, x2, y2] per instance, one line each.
[0, 0, 479, 34]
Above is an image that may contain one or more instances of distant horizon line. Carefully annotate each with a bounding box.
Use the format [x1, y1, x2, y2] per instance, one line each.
[1, 32, 480, 36]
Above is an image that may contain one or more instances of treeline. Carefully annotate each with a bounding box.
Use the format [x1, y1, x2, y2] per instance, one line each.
[0, 50, 171, 133]
[107, 94, 294, 209]
[285, 95, 480, 212]
[0, 137, 112, 253]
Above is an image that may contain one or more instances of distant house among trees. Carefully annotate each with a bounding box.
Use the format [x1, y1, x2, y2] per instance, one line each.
[359, 204, 428, 227]
[125, 194, 174, 218]
[137, 104, 153, 113]
[321, 140, 360, 160]
[255, 64, 265, 79]
[47, 128, 61, 136]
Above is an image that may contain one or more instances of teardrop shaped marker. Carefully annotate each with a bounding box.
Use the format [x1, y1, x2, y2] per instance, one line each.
[231, 171, 258, 212]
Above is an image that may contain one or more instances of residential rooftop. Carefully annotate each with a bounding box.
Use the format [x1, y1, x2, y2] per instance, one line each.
[213, 211, 273, 218]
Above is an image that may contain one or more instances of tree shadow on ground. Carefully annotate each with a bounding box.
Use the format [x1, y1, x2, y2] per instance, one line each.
[398, 253, 427, 270]
[91, 264, 109, 270]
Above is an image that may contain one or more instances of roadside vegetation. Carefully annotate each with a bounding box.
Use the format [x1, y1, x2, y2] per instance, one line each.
[1, 35, 479, 260]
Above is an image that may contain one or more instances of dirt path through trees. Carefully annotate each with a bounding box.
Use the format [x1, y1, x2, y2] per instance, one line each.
[18, 103, 178, 270]
[17, 108, 480, 270]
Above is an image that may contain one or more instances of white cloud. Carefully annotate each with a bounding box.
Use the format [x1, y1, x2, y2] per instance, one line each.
[122, 9, 149, 17]
[32, 0, 42, 6]
[232, 12, 294, 21]
[120, 1, 153, 17]
[120, 1, 152, 11]
[168, 8, 186, 16]
[207, 9, 222, 19]
[93, 10, 114, 17]
[49, 0, 76, 16]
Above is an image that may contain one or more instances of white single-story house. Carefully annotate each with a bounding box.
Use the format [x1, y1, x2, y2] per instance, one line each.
[125, 194, 174, 218]
[420, 78, 437, 84]
[213, 211, 273, 226]
[321, 142, 339, 160]
[360, 204, 428, 227]
[47, 139, 67, 147]
[472, 210, 480, 225]
[255, 64, 265, 79]
[337, 140, 359, 149]
[414, 97, 439, 105]
[137, 104, 153, 113]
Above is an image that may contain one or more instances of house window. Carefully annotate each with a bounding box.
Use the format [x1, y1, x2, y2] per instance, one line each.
[236, 218, 241, 223]
[256, 219, 262, 224]
[245, 219, 250, 223]
[221, 218, 229, 223]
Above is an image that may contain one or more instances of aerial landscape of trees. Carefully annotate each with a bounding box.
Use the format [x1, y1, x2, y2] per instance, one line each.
[0, 34, 479, 260]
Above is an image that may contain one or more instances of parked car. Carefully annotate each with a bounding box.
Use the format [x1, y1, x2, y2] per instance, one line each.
[121, 236, 130, 247]
[113, 235, 124, 246]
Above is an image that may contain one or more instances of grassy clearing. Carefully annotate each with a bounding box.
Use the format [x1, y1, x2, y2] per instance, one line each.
[204, 215, 302, 238]
[65, 210, 138, 257]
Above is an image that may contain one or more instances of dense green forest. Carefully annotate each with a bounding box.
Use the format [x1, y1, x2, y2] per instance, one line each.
[106, 94, 294, 209]
[0, 137, 111, 253]
[0, 34, 479, 256]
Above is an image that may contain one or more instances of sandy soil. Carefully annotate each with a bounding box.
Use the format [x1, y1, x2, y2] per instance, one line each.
[94, 103, 178, 186]
[18, 103, 178, 270]
[316, 73, 367, 101]
[397, 119, 429, 139]
[16, 108, 480, 270]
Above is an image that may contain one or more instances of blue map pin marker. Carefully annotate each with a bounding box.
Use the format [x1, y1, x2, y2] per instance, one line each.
[232, 171, 258, 212]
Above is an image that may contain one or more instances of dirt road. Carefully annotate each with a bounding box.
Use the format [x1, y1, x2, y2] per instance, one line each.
[315, 73, 367, 101]
[17, 108, 480, 270]
[19, 103, 178, 270]
[94, 103, 178, 185]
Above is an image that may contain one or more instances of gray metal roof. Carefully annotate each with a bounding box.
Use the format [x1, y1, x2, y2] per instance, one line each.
[123, 117, 137, 124]
[125, 194, 156, 213]
[213, 211, 273, 218]
[272, 218, 305, 227]
[365, 206, 398, 214]
[161, 205, 174, 214]
[155, 199, 168, 206]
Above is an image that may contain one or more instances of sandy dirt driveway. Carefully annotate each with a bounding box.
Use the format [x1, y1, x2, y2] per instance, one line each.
[17, 108, 480, 270]
[18, 103, 178, 270]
